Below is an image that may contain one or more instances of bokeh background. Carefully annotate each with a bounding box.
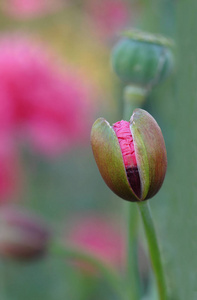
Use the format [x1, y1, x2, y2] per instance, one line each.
[0, 1, 196, 300]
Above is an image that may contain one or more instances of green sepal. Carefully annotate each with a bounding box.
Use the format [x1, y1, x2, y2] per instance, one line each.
[130, 109, 167, 200]
[91, 118, 139, 201]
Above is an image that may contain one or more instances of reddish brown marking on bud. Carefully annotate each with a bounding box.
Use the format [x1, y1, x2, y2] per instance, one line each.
[113, 120, 141, 198]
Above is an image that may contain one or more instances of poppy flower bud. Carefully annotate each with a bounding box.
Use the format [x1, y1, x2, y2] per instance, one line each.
[0, 206, 51, 260]
[111, 29, 174, 88]
[91, 108, 167, 202]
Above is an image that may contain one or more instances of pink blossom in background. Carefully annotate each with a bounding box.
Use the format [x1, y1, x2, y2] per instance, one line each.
[0, 86, 20, 202]
[0, 35, 94, 156]
[66, 214, 125, 273]
[23, 71, 93, 156]
[86, 0, 130, 37]
[0, 34, 94, 200]
[1, 0, 64, 19]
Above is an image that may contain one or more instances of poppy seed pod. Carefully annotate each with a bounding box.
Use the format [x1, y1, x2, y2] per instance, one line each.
[91, 108, 167, 202]
[111, 29, 174, 88]
[0, 206, 51, 260]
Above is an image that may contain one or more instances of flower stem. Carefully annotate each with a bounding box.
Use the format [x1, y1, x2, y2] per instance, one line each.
[49, 241, 127, 300]
[137, 201, 168, 300]
[123, 85, 148, 120]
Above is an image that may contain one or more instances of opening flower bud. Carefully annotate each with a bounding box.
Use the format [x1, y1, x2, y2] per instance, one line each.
[111, 29, 174, 88]
[91, 108, 167, 202]
[0, 206, 51, 260]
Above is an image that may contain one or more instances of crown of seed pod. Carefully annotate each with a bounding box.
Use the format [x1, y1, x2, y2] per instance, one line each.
[91, 108, 167, 202]
[0, 206, 51, 260]
[111, 29, 174, 88]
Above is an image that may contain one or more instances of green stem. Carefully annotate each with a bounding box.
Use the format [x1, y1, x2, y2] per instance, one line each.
[137, 201, 168, 300]
[49, 241, 127, 300]
[123, 85, 148, 120]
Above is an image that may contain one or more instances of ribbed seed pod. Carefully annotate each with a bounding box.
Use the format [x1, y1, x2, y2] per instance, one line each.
[111, 29, 174, 89]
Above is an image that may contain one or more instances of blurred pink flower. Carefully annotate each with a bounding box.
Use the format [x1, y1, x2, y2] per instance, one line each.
[1, 0, 64, 19]
[66, 214, 125, 273]
[0, 35, 94, 156]
[86, 0, 130, 37]
[0, 84, 21, 201]
[0, 34, 94, 199]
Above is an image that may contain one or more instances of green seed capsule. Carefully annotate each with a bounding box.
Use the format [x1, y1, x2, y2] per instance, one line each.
[111, 30, 174, 88]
